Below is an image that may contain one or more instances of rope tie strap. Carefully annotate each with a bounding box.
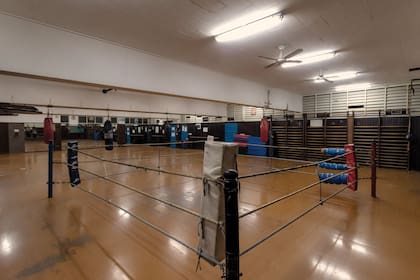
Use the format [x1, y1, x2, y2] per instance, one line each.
[203, 177, 209, 196]
[195, 248, 203, 272]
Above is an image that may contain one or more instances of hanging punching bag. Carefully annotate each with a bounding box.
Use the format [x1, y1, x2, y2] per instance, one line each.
[43, 117, 54, 144]
[260, 117, 269, 143]
[104, 120, 114, 150]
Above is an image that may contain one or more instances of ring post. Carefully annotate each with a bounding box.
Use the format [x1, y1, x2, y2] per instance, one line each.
[371, 141, 377, 198]
[224, 169, 240, 280]
[48, 140, 53, 198]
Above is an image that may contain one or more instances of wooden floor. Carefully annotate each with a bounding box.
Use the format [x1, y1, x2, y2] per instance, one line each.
[1, 140, 420, 279]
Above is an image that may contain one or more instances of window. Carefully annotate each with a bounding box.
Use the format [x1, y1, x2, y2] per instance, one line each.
[79, 116, 87, 123]
[95, 116, 103, 124]
[61, 115, 69, 123]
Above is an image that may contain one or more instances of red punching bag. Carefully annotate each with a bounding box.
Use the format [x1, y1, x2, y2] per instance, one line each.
[43, 117, 54, 144]
[260, 118, 269, 143]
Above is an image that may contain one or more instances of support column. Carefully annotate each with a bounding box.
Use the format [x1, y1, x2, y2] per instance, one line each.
[371, 141, 377, 198]
[303, 113, 307, 161]
[347, 112, 354, 144]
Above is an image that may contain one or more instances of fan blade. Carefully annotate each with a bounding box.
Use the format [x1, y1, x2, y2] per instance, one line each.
[258, 55, 277, 61]
[322, 76, 334, 83]
[0, 103, 41, 114]
[0, 110, 17, 116]
[284, 60, 302, 63]
[284, 48, 303, 59]
[265, 62, 280, 69]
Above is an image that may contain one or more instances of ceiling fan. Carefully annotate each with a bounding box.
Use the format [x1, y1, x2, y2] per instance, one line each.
[259, 45, 303, 69]
[314, 72, 334, 83]
[311, 71, 360, 83]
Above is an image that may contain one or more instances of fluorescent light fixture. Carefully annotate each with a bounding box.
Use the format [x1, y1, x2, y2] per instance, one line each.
[314, 71, 359, 83]
[335, 83, 371, 92]
[214, 9, 283, 42]
[282, 50, 337, 68]
[212, 8, 279, 35]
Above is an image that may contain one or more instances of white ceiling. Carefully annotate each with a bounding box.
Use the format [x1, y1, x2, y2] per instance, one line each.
[1, 0, 420, 95]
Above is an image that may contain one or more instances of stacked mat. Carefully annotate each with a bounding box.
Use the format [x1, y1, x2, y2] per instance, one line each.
[247, 136, 267, 157]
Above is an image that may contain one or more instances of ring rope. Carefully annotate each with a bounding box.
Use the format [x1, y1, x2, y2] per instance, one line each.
[76, 186, 222, 266]
[109, 151, 204, 161]
[286, 170, 317, 175]
[55, 160, 151, 182]
[238, 151, 352, 180]
[240, 183, 351, 256]
[58, 150, 204, 166]
[75, 149, 204, 181]
[72, 140, 206, 151]
[239, 167, 356, 219]
[77, 167, 219, 225]
[238, 143, 326, 151]
[72, 139, 354, 153]
[239, 154, 313, 164]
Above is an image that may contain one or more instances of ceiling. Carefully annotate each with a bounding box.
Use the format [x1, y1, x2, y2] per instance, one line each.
[1, 0, 420, 95]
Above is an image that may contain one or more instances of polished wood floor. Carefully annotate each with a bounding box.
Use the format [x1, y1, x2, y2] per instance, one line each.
[1, 140, 419, 279]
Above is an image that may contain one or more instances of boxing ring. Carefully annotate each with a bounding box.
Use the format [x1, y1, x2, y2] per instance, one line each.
[46, 136, 377, 280]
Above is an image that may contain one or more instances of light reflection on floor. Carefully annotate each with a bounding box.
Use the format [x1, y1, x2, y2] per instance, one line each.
[1, 236, 12, 255]
[312, 258, 352, 280]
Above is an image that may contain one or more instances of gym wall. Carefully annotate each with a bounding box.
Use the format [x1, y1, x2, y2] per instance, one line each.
[0, 12, 302, 112]
[0, 74, 227, 123]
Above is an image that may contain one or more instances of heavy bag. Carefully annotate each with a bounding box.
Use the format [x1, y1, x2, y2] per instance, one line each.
[103, 120, 114, 150]
[163, 121, 171, 140]
[345, 144, 357, 191]
[67, 141, 81, 187]
[260, 117, 269, 143]
[116, 124, 126, 145]
[43, 117, 54, 144]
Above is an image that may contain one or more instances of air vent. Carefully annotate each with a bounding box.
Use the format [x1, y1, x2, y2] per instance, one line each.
[348, 105, 364, 109]
[385, 109, 407, 115]
[316, 112, 330, 118]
